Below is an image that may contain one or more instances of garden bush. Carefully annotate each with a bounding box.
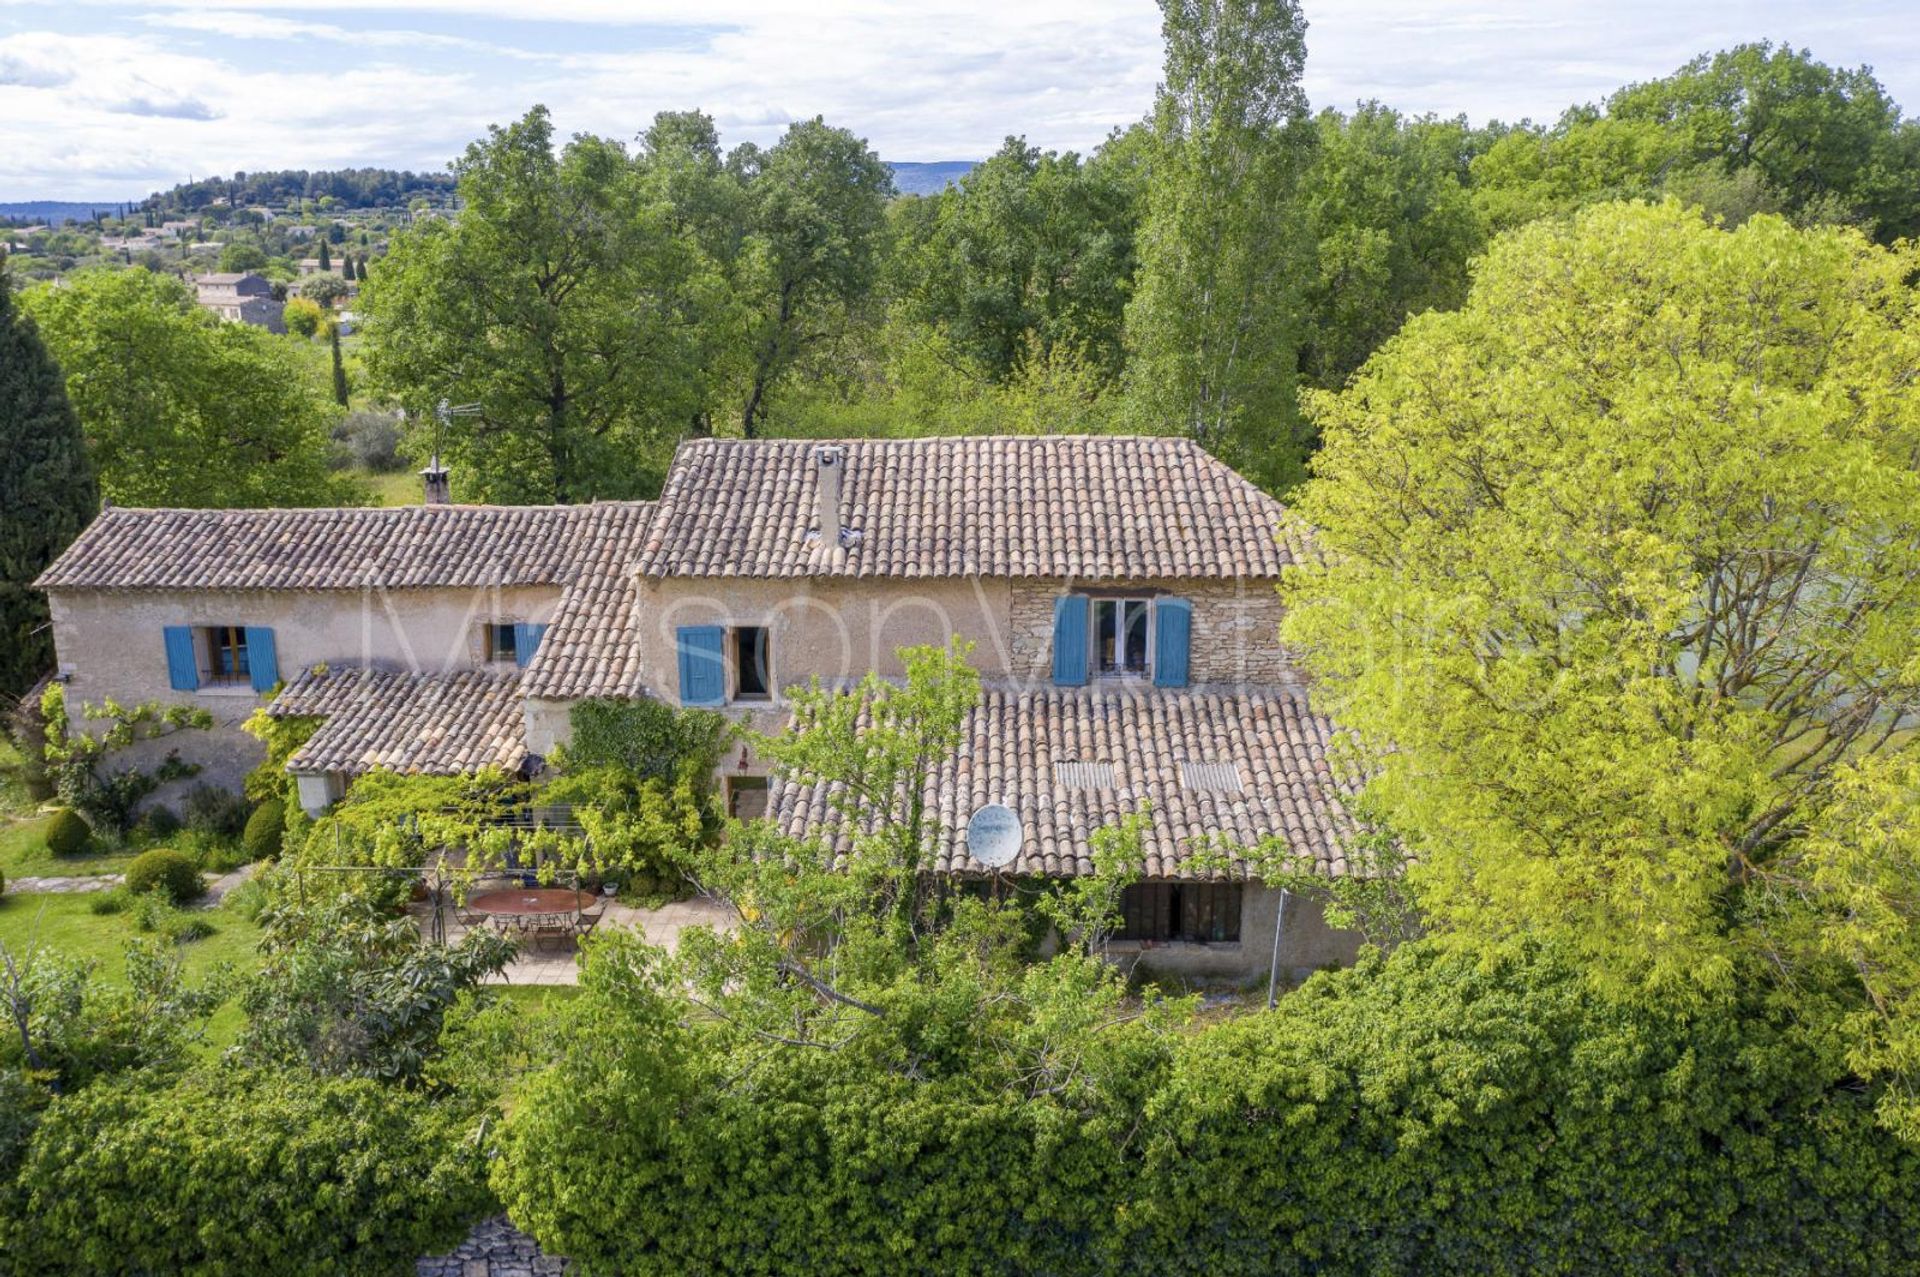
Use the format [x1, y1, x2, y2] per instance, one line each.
[130, 893, 216, 944]
[122, 849, 201, 904]
[0, 1070, 493, 1275]
[43, 808, 91, 858]
[136, 804, 182, 840]
[333, 409, 406, 471]
[181, 783, 250, 839]
[494, 939, 1920, 1276]
[242, 798, 286, 863]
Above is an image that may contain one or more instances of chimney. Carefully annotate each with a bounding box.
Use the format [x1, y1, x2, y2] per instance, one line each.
[421, 456, 451, 505]
[813, 445, 845, 546]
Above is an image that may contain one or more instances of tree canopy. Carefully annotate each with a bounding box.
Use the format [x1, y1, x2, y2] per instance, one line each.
[1283, 201, 1920, 1121]
[0, 271, 95, 703]
[21, 270, 355, 508]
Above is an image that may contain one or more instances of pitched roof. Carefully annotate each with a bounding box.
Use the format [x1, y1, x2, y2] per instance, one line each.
[519, 549, 648, 701]
[770, 684, 1355, 880]
[637, 436, 1300, 580]
[269, 666, 527, 776]
[36, 501, 654, 592]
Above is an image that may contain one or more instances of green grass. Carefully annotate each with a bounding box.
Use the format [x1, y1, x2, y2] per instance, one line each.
[356, 466, 422, 507]
[0, 813, 144, 880]
[0, 890, 267, 1050]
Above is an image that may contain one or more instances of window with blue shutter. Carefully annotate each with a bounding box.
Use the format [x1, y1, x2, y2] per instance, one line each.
[677, 625, 726, 706]
[163, 626, 199, 692]
[513, 622, 548, 668]
[244, 626, 279, 692]
[1153, 597, 1191, 687]
[1052, 596, 1089, 686]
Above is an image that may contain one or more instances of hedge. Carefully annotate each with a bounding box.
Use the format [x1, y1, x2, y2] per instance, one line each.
[0, 1071, 492, 1276]
[494, 941, 1920, 1276]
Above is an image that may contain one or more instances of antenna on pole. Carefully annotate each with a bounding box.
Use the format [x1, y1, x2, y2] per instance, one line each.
[421, 398, 480, 505]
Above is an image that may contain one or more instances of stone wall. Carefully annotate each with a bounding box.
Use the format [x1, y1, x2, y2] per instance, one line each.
[417, 1217, 566, 1277]
[1008, 577, 1296, 689]
[46, 582, 564, 798]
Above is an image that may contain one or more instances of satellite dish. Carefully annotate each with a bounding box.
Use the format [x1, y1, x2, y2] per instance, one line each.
[966, 803, 1024, 869]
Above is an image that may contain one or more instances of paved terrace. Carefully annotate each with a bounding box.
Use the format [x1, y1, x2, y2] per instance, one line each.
[412, 895, 736, 986]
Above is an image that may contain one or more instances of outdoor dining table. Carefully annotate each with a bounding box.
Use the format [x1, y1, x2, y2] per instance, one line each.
[467, 888, 599, 917]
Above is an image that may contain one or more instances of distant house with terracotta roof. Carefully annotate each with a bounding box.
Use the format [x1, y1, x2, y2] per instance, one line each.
[35, 437, 1360, 979]
[193, 272, 285, 333]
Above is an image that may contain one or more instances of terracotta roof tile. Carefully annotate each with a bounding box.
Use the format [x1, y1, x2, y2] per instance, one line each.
[37, 501, 654, 592]
[637, 436, 1302, 580]
[269, 666, 527, 777]
[771, 685, 1355, 880]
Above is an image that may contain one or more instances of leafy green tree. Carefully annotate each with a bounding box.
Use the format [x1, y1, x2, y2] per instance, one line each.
[21, 270, 355, 508]
[1296, 104, 1484, 391]
[301, 272, 348, 309]
[0, 272, 94, 703]
[1124, 0, 1316, 489]
[216, 241, 267, 273]
[899, 136, 1138, 384]
[281, 294, 325, 338]
[233, 894, 515, 1085]
[736, 117, 893, 434]
[1283, 203, 1920, 1108]
[362, 106, 706, 501]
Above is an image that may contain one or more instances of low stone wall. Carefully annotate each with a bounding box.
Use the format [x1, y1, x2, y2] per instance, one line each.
[417, 1217, 567, 1277]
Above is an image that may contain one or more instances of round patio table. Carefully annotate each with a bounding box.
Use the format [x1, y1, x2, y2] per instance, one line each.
[468, 888, 597, 916]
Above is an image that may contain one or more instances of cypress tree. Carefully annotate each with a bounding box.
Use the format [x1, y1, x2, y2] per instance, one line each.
[317, 238, 331, 271]
[0, 273, 97, 701]
[329, 321, 349, 407]
[341, 255, 356, 282]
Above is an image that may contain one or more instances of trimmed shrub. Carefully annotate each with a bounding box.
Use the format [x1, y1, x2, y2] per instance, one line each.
[122, 849, 201, 904]
[181, 783, 249, 838]
[242, 798, 286, 863]
[43, 808, 92, 857]
[1, 1070, 492, 1275]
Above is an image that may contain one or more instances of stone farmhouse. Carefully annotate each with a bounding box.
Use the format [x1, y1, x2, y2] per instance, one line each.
[193, 272, 286, 333]
[35, 436, 1360, 979]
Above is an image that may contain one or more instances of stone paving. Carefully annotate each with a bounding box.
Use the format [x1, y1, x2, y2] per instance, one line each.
[416, 894, 736, 986]
[5, 873, 120, 893]
[417, 1216, 567, 1276]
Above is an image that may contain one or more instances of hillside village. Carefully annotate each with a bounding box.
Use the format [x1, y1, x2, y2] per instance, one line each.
[2, 7, 1920, 1276]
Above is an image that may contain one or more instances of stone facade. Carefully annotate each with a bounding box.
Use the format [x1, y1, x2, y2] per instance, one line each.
[45, 582, 564, 795]
[1008, 577, 1295, 689]
[1114, 884, 1360, 984]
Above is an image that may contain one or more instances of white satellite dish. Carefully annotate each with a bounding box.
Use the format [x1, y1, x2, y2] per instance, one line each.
[966, 803, 1024, 869]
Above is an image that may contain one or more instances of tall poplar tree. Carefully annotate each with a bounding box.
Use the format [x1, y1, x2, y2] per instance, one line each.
[0, 272, 97, 701]
[1124, 0, 1316, 489]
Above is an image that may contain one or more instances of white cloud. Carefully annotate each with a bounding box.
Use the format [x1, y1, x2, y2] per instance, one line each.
[0, 1, 1916, 196]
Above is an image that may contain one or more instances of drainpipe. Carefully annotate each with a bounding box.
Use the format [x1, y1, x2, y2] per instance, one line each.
[1266, 887, 1289, 1010]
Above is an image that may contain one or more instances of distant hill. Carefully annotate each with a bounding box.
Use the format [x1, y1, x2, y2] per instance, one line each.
[0, 201, 126, 226]
[886, 162, 977, 196]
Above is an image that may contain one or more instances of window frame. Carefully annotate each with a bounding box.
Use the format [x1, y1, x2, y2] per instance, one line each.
[483, 622, 519, 665]
[1091, 596, 1154, 681]
[1115, 881, 1243, 944]
[726, 774, 771, 820]
[731, 624, 773, 702]
[201, 625, 251, 686]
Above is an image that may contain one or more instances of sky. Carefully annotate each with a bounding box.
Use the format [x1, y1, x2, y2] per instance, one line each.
[1, 1, 1917, 200]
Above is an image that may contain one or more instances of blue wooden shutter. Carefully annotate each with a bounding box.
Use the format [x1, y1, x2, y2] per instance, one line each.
[1052, 596, 1089, 687]
[513, 622, 547, 668]
[245, 626, 279, 692]
[1153, 597, 1191, 688]
[163, 626, 199, 692]
[677, 625, 726, 706]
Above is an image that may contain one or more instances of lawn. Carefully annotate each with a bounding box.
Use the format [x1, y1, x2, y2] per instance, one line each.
[0, 812, 144, 880]
[357, 466, 421, 506]
[0, 890, 267, 1050]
